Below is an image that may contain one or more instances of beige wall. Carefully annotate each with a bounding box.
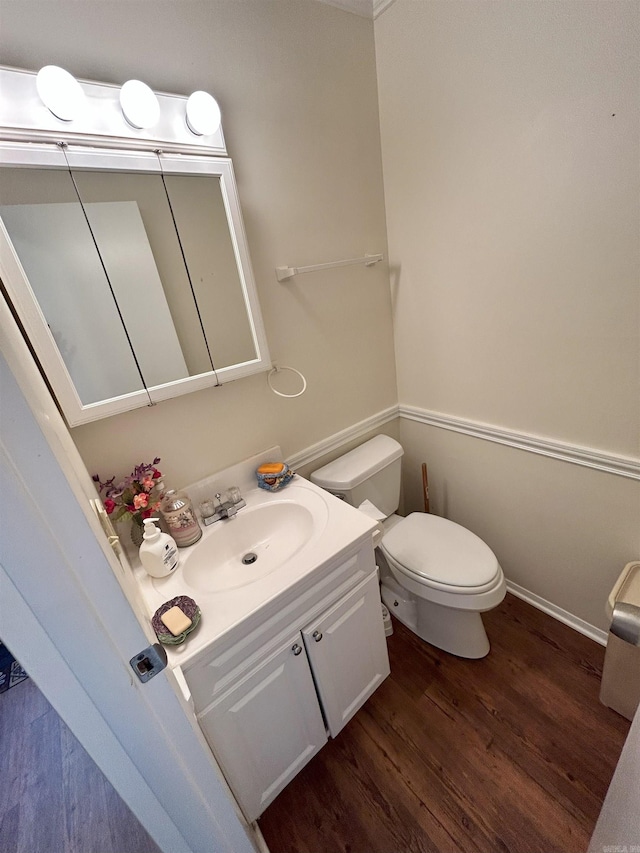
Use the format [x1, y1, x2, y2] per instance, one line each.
[1, 0, 397, 489]
[376, 1, 640, 630]
[376, 0, 639, 454]
[400, 420, 638, 631]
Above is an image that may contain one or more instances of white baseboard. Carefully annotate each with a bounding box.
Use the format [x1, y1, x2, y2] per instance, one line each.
[250, 822, 271, 853]
[506, 579, 608, 646]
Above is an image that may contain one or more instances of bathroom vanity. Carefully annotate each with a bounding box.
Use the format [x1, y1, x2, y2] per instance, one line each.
[132, 453, 390, 821]
[186, 545, 386, 821]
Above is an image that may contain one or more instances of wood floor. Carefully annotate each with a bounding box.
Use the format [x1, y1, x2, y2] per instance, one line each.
[0, 595, 630, 853]
[259, 593, 630, 853]
[0, 674, 161, 853]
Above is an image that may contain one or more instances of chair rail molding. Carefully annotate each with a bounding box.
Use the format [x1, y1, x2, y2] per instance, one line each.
[399, 405, 640, 481]
[285, 404, 639, 480]
[286, 405, 399, 470]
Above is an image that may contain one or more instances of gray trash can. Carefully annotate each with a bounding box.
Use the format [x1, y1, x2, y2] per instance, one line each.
[600, 561, 640, 721]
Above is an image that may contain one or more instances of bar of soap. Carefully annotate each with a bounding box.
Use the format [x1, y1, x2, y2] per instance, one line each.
[160, 606, 192, 636]
[257, 462, 286, 475]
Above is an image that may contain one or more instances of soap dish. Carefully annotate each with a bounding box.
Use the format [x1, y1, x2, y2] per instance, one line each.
[256, 462, 296, 491]
[152, 596, 201, 645]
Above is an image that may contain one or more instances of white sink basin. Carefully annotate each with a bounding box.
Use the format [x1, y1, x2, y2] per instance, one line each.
[152, 485, 330, 594]
[135, 452, 380, 665]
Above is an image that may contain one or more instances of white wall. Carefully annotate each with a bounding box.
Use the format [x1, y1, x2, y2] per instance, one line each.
[376, 1, 640, 630]
[0, 0, 397, 489]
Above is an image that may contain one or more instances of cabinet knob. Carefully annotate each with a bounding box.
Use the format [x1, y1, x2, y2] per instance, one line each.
[313, 631, 323, 642]
[292, 643, 302, 656]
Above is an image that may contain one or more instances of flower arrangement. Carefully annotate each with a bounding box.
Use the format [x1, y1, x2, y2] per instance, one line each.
[93, 458, 164, 534]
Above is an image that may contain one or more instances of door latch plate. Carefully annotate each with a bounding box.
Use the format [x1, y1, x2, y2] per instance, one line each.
[130, 643, 167, 683]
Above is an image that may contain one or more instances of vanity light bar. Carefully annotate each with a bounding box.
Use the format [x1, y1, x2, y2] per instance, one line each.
[38, 66, 220, 136]
[0, 65, 226, 154]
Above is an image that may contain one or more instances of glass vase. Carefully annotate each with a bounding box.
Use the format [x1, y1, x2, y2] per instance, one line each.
[130, 516, 144, 548]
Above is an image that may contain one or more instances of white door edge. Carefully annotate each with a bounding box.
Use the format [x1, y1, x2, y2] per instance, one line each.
[0, 291, 262, 853]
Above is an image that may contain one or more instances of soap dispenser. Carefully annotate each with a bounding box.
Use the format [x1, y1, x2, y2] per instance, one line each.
[139, 518, 179, 578]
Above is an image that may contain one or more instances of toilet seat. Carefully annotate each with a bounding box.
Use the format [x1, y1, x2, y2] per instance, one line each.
[380, 512, 501, 594]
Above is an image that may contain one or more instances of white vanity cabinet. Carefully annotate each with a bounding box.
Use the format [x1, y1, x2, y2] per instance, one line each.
[301, 571, 390, 738]
[197, 632, 328, 822]
[189, 566, 390, 822]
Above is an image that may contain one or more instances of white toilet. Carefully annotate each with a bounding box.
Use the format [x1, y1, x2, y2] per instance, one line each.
[311, 435, 506, 659]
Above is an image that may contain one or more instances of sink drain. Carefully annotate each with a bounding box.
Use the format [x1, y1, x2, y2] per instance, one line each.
[242, 552, 258, 565]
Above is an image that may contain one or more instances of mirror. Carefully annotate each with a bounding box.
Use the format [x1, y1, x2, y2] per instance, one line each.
[70, 167, 258, 371]
[162, 173, 257, 368]
[0, 146, 270, 425]
[0, 162, 151, 405]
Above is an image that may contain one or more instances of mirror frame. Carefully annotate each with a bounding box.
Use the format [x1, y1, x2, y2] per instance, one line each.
[0, 66, 271, 426]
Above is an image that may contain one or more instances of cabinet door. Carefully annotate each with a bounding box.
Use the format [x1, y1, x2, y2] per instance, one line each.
[303, 572, 390, 738]
[197, 632, 327, 822]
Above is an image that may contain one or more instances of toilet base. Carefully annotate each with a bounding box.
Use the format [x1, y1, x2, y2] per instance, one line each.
[416, 597, 490, 659]
[380, 580, 417, 633]
[380, 581, 491, 659]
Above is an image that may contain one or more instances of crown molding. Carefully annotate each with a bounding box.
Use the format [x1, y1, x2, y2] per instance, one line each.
[313, 0, 374, 20]
[373, 0, 397, 19]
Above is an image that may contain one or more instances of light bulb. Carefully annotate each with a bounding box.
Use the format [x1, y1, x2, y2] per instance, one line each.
[185, 91, 221, 136]
[119, 79, 160, 130]
[36, 65, 85, 121]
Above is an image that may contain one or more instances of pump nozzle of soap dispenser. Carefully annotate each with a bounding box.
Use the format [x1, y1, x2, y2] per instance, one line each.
[142, 518, 161, 540]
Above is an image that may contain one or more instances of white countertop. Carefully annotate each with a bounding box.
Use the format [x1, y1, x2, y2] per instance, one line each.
[132, 475, 377, 668]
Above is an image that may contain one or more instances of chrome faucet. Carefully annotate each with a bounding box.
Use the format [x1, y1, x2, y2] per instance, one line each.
[215, 492, 236, 520]
[201, 488, 246, 525]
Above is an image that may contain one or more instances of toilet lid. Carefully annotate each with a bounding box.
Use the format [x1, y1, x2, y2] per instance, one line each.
[381, 512, 499, 588]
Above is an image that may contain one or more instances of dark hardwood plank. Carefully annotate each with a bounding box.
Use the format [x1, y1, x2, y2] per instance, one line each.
[259, 593, 630, 853]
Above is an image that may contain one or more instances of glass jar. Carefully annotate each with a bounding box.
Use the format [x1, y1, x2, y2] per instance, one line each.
[160, 488, 202, 548]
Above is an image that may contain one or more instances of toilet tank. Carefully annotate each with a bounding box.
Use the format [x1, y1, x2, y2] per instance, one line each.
[310, 435, 403, 516]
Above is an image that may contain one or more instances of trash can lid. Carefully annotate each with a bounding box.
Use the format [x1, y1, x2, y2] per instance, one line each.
[606, 561, 640, 622]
